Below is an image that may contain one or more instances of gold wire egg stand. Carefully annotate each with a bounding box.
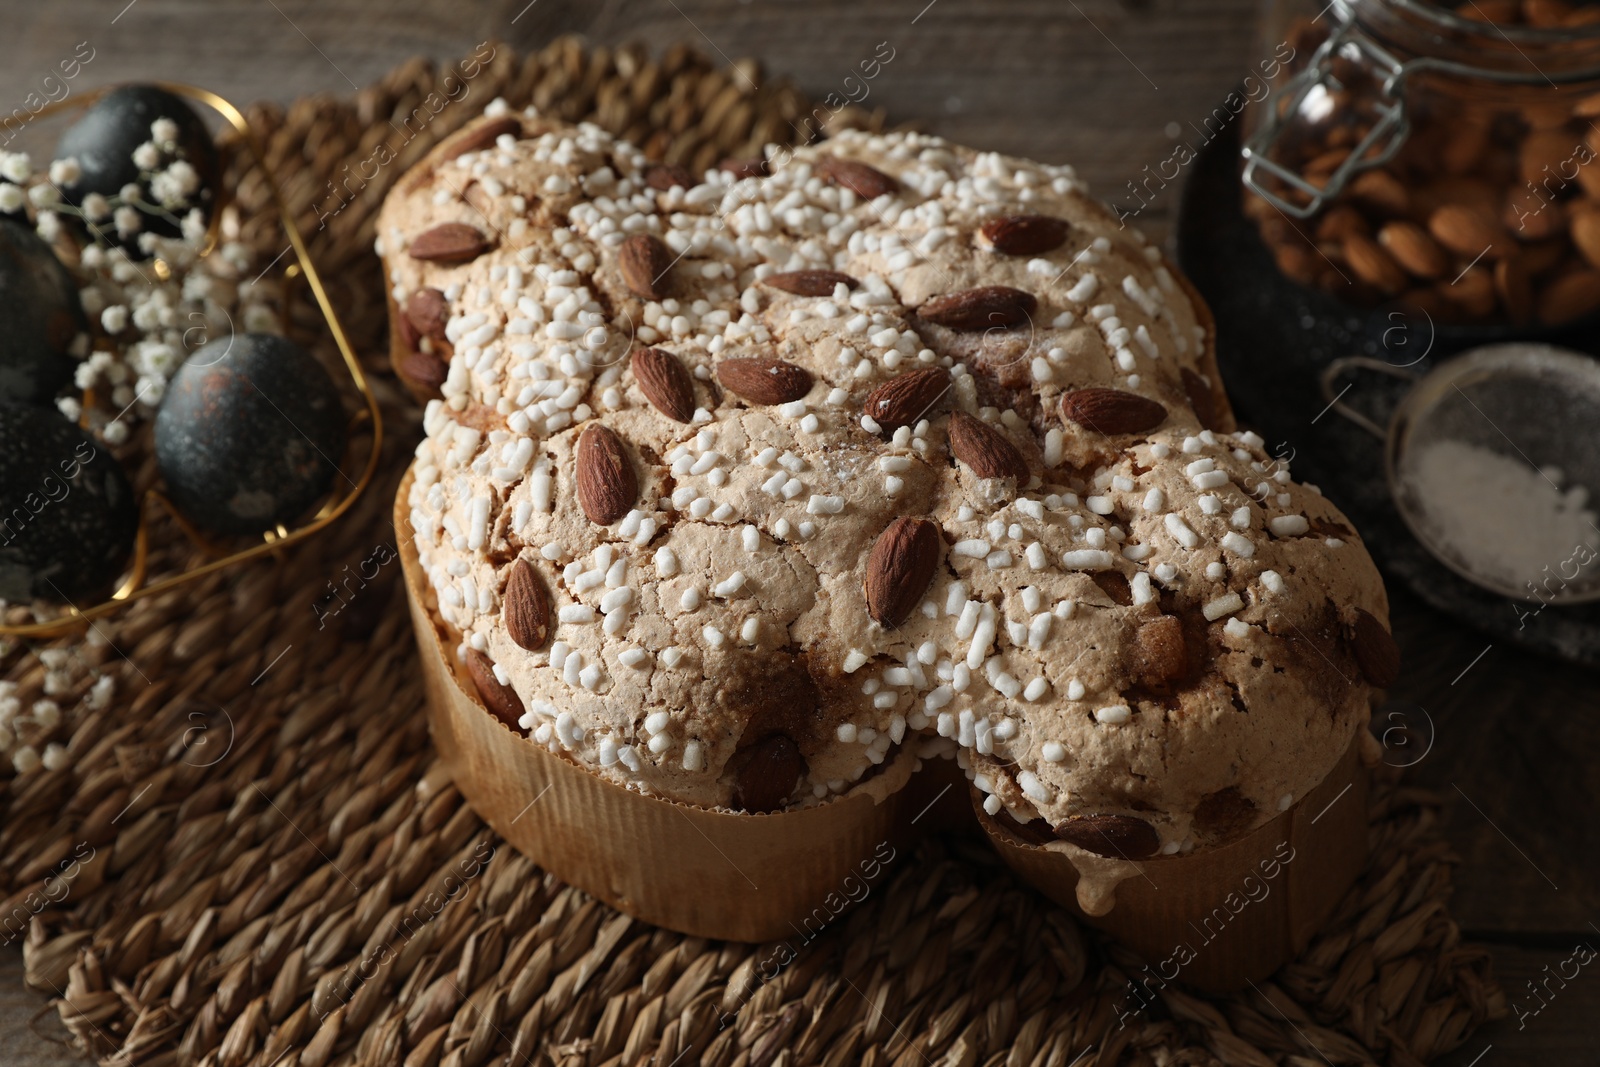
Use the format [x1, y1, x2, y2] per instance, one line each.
[0, 82, 383, 639]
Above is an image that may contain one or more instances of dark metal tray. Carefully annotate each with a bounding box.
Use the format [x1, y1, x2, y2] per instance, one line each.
[1174, 120, 1600, 667]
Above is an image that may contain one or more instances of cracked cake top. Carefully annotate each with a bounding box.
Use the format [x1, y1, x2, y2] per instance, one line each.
[381, 106, 1393, 859]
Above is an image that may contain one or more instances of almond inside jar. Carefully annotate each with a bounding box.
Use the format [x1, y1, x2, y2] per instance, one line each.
[1244, 0, 1600, 327]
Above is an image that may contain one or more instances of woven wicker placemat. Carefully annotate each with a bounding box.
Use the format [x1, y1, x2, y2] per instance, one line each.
[0, 39, 1507, 1067]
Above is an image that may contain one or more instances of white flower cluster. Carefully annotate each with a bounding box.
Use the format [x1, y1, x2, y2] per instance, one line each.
[0, 643, 116, 777]
[0, 120, 283, 440]
[4, 115, 207, 246]
[65, 231, 279, 442]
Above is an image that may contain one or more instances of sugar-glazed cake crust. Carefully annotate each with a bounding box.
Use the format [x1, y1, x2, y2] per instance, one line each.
[381, 107, 1393, 858]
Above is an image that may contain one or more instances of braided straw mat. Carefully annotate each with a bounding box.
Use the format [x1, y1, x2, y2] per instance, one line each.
[0, 39, 1508, 1067]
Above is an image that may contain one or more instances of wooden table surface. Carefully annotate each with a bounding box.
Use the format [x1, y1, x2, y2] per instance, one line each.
[2, 2, 1595, 1063]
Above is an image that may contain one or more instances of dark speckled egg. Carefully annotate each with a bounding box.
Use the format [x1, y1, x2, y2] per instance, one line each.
[55, 84, 219, 249]
[155, 333, 346, 537]
[0, 403, 138, 603]
[0, 217, 89, 405]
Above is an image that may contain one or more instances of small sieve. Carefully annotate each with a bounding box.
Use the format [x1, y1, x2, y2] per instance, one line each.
[1320, 343, 1600, 605]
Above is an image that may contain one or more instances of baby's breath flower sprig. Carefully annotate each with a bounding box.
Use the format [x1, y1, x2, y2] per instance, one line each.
[0, 117, 206, 250]
[0, 117, 278, 444]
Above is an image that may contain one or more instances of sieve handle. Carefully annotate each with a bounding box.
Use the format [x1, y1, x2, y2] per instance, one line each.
[1319, 356, 1419, 440]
